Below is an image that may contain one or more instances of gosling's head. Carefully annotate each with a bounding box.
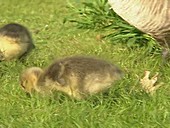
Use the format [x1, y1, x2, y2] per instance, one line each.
[19, 67, 43, 94]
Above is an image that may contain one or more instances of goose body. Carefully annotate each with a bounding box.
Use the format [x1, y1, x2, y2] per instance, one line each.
[108, 0, 170, 46]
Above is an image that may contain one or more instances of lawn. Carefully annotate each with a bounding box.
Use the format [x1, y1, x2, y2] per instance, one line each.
[0, 0, 170, 127]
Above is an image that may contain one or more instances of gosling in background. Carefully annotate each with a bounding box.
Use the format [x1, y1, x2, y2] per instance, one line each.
[20, 56, 123, 99]
[0, 23, 35, 61]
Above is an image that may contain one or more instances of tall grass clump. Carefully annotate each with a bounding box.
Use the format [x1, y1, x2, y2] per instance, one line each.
[66, 0, 161, 53]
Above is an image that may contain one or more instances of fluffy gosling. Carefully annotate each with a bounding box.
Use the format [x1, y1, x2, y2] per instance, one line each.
[20, 56, 123, 99]
[0, 23, 34, 61]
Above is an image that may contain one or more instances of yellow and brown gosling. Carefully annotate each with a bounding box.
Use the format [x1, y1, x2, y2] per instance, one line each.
[20, 56, 123, 99]
[0, 23, 35, 61]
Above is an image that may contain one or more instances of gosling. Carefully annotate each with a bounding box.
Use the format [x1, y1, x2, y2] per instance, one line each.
[20, 56, 123, 99]
[0, 23, 34, 61]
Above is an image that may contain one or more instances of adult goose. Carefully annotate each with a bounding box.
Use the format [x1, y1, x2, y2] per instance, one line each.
[108, 0, 170, 48]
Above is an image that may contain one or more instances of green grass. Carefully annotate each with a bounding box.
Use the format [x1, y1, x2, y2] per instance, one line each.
[0, 0, 170, 127]
[66, 0, 161, 53]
